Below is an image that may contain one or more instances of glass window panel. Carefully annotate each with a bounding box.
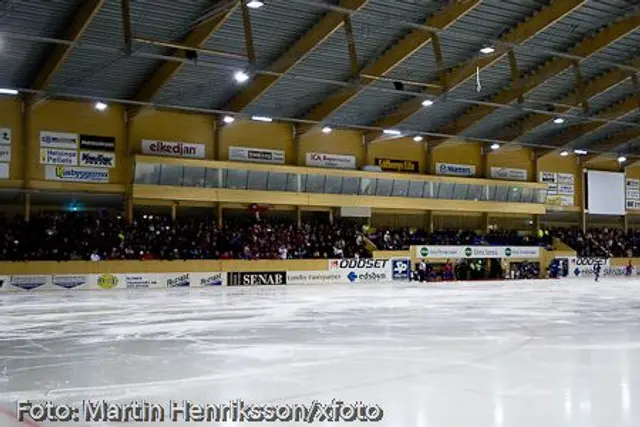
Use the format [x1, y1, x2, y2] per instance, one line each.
[267, 172, 287, 191]
[451, 184, 469, 200]
[287, 174, 300, 192]
[204, 168, 220, 188]
[305, 174, 325, 193]
[494, 185, 509, 202]
[391, 180, 409, 197]
[508, 186, 522, 202]
[360, 178, 376, 195]
[135, 163, 161, 184]
[376, 179, 393, 197]
[325, 175, 343, 194]
[535, 189, 547, 203]
[467, 184, 483, 201]
[485, 186, 495, 201]
[424, 182, 435, 198]
[407, 181, 424, 198]
[226, 169, 248, 190]
[342, 177, 360, 195]
[520, 187, 533, 203]
[159, 165, 183, 186]
[247, 170, 268, 190]
[437, 183, 454, 200]
[182, 166, 205, 187]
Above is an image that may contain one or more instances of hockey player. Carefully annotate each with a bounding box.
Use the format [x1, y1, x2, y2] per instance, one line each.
[594, 262, 602, 282]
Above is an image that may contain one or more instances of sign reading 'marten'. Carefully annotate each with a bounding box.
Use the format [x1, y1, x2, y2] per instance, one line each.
[415, 246, 540, 259]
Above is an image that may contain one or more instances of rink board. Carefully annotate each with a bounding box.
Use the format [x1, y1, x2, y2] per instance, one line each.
[0, 258, 411, 292]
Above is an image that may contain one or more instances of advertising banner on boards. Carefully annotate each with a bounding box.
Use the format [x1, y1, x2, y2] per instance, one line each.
[227, 271, 287, 286]
[328, 258, 392, 283]
[415, 246, 540, 259]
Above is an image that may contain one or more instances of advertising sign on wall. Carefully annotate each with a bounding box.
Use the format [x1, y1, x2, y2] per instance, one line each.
[52, 275, 89, 289]
[626, 178, 640, 210]
[227, 271, 287, 286]
[0, 163, 8, 179]
[375, 158, 419, 173]
[328, 258, 391, 283]
[45, 165, 109, 183]
[40, 131, 78, 149]
[228, 146, 285, 164]
[539, 171, 574, 206]
[142, 140, 205, 159]
[79, 134, 115, 152]
[435, 162, 476, 177]
[192, 273, 224, 287]
[0, 144, 10, 162]
[0, 128, 9, 179]
[287, 271, 343, 285]
[306, 152, 356, 169]
[490, 167, 527, 181]
[0, 128, 10, 145]
[10, 275, 50, 291]
[40, 148, 78, 165]
[415, 246, 540, 259]
[79, 151, 116, 168]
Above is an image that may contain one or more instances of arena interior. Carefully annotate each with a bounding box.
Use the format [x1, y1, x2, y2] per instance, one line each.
[1, 0, 640, 425]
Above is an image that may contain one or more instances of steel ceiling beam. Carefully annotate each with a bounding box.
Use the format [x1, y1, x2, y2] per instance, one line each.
[582, 128, 640, 163]
[499, 57, 640, 143]
[535, 96, 640, 158]
[225, 0, 371, 112]
[121, 0, 132, 56]
[132, 1, 239, 105]
[427, 13, 639, 147]
[365, 0, 586, 140]
[29, 0, 104, 92]
[296, 0, 481, 132]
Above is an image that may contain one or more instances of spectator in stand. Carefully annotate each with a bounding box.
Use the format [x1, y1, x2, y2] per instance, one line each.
[551, 227, 639, 257]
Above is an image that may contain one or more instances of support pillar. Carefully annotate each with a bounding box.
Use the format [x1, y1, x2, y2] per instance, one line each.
[296, 206, 302, 228]
[580, 163, 587, 232]
[483, 213, 490, 233]
[23, 193, 30, 222]
[624, 214, 629, 234]
[217, 204, 223, 228]
[125, 196, 133, 224]
[424, 211, 434, 233]
[171, 202, 178, 221]
[533, 214, 541, 232]
[329, 208, 334, 225]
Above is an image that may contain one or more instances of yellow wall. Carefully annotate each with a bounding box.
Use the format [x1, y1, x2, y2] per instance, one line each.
[486, 147, 533, 181]
[537, 154, 582, 207]
[367, 137, 427, 173]
[0, 97, 22, 180]
[130, 109, 216, 160]
[29, 100, 127, 184]
[218, 119, 294, 163]
[299, 129, 364, 167]
[625, 166, 640, 179]
[430, 141, 483, 177]
[585, 158, 621, 171]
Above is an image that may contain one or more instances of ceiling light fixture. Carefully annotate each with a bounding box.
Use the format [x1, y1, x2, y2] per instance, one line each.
[94, 102, 108, 111]
[618, 156, 627, 163]
[553, 117, 565, 124]
[490, 143, 500, 150]
[560, 150, 569, 157]
[223, 115, 235, 124]
[321, 126, 332, 134]
[574, 149, 588, 155]
[413, 136, 423, 142]
[421, 99, 434, 107]
[234, 71, 250, 83]
[480, 46, 496, 54]
[383, 129, 402, 136]
[246, 0, 264, 8]
[251, 115, 272, 122]
[0, 88, 18, 95]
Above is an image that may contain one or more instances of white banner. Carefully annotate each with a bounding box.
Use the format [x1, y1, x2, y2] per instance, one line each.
[229, 146, 285, 164]
[40, 131, 78, 149]
[142, 140, 205, 159]
[45, 165, 109, 183]
[40, 148, 78, 165]
[0, 144, 10, 162]
[306, 152, 356, 169]
[0, 163, 8, 179]
[0, 128, 11, 145]
[490, 167, 527, 181]
[416, 246, 540, 259]
[435, 162, 475, 177]
[79, 151, 116, 168]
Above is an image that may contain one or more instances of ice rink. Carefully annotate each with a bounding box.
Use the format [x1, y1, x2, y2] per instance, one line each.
[1, 279, 639, 426]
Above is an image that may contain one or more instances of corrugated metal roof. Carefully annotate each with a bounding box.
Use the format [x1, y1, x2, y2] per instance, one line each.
[461, 107, 531, 139]
[588, 79, 635, 112]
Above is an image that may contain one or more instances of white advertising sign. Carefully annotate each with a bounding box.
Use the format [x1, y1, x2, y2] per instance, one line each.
[0, 163, 8, 179]
[79, 151, 116, 168]
[539, 171, 574, 206]
[191, 273, 225, 287]
[306, 152, 356, 169]
[435, 162, 475, 177]
[0, 128, 11, 145]
[557, 173, 575, 185]
[547, 195, 574, 207]
[416, 246, 540, 259]
[45, 165, 109, 183]
[626, 178, 640, 210]
[287, 271, 343, 285]
[490, 167, 527, 181]
[0, 144, 10, 162]
[557, 184, 575, 195]
[328, 259, 392, 283]
[40, 131, 78, 149]
[51, 275, 89, 290]
[40, 148, 78, 165]
[142, 140, 205, 159]
[229, 146, 285, 164]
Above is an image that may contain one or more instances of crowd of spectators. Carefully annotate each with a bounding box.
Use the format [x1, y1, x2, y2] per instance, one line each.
[552, 227, 640, 258]
[370, 228, 552, 251]
[0, 212, 370, 261]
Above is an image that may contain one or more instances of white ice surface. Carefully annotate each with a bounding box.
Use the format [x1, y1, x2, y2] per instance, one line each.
[1, 279, 640, 426]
